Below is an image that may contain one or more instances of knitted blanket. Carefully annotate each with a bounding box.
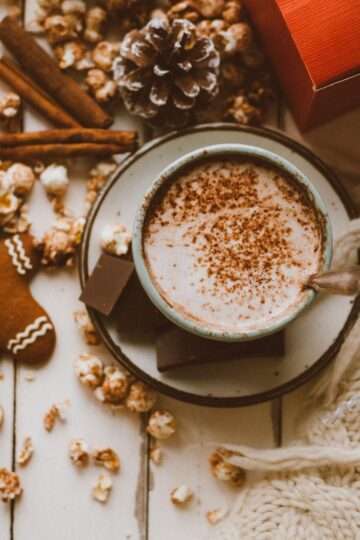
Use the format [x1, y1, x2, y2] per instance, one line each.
[211, 219, 360, 540]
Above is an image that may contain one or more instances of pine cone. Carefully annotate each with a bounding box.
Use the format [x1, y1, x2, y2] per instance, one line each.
[113, 16, 220, 126]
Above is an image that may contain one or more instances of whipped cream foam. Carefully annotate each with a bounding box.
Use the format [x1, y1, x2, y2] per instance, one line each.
[143, 158, 325, 334]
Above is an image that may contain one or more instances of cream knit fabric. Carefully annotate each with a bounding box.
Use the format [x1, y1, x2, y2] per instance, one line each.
[211, 219, 360, 540]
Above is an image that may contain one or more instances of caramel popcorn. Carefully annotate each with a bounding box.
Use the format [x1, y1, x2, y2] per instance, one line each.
[0, 405, 4, 428]
[196, 0, 225, 18]
[101, 223, 131, 257]
[221, 22, 252, 56]
[36, 215, 85, 266]
[73, 309, 100, 345]
[54, 40, 87, 69]
[4, 164, 35, 197]
[209, 448, 245, 486]
[92, 448, 120, 473]
[146, 410, 176, 441]
[75, 353, 104, 389]
[94, 366, 130, 405]
[92, 41, 118, 71]
[223, 0, 244, 24]
[43, 402, 67, 432]
[92, 473, 112, 503]
[125, 381, 157, 413]
[85, 68, 117, 102]
[0, 187, 20, 226]
[24, 370, 36, 382]
[2, 203, 31, 235]
[149, 445, 162, 466]
[40, 164, 69, 197]
[17, 437, 34, 467]
[0, 468, 22, 502]
[61, 0, 86, 15]
[225, 94, 263, 125]
[84, 6, 107, 43]
[85, 160, 116, 213]
[170, 485, 193, 506]
[206, 507, 228, 525]
[0, 92, 21, 119]
[69, 438, 90, 467]
[44, 14, 80, 44]
[166, 1, 200, 23]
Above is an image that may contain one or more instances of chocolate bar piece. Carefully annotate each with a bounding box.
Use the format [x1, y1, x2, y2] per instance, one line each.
[114, 272, 171, 338]
[80, 253, 134, 316]
[156, 328, 285, 372]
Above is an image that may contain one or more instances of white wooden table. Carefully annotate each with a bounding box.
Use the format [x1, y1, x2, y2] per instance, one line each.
[0, 2, 359, 539]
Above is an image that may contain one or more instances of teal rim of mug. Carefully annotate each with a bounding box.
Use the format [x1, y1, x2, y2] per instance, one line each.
[132, 144, 333, 342]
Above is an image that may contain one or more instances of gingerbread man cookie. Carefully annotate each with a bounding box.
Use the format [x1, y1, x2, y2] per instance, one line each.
[0, 233, 56, 364]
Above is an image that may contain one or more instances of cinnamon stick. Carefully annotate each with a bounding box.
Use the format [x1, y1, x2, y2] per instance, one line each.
[0, 57, 80, 128]
[0, 143, 125, 160]
[0, 129, 137, 148]
[0, 17, 113, 129]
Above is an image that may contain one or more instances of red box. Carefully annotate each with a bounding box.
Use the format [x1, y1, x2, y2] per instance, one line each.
[243, 0, 360, 130]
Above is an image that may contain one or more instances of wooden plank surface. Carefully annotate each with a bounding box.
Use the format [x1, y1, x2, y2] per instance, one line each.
[0, 0, 358, 538]
[148, 398, 274, 540]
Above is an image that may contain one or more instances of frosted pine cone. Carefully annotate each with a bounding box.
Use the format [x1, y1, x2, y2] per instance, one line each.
[113, 16, 220, 127]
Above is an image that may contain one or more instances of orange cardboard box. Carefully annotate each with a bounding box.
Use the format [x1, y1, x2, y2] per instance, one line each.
[243, 0, 360, 130]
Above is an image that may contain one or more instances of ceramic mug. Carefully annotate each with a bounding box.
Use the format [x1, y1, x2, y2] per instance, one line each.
[132, 144, 333, 342]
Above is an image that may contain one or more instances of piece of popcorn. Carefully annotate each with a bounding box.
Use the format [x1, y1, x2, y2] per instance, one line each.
[0, 92, 21, 118]
[90, 161, 117, 180]
[17, 437, 34, 467]
[95, 366, 130, 405]
[75, 51, 95, 71]
[0, 468, 22, 502]
[0, 405, 3, 428]
[146, 410, 176, 441]
[206, 507, 228, 525]
[69, 438, 90, 467]
[125, 381, 157, 413]
[84, 6, 107, 43]
[92, 448, 120, 473]
[149, 445, 162, 466]
[170, 485, 193, 506]
[92, 473, 112, 503]
[44, 14, 80, 44]
[36, 215, 85, 267]
[85, 160, 116, 213]
[221, 22, 252, 56]
[40, 164, 69, 197]
[101, 223, 131, 257]
[24, 370, 36, 382]
[92, 41, 118, 71]
[75, 353, 104, 389]
[209, 448, 245, 487]
[61, 0, 86, 15]
[4, 164, 35, 197]
[73, 309, 100, 345]
[2, 203, 31, 235]
[86, 69, 117, 103]
[54, 40, 87, 70]
[43, 402, 68, 432]
[0, 187, 20, 226]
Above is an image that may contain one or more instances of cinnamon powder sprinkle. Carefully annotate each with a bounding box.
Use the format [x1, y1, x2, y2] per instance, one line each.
[144, 158, 324, 330]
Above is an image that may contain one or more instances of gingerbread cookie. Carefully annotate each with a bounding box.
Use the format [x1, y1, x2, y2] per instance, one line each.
[0, 233, 56, 364]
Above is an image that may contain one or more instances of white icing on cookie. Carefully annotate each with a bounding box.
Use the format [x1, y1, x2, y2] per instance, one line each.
[7, 316, 53, 354]
[5, 235, 33, 276]
[12, 323, 53, 354]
